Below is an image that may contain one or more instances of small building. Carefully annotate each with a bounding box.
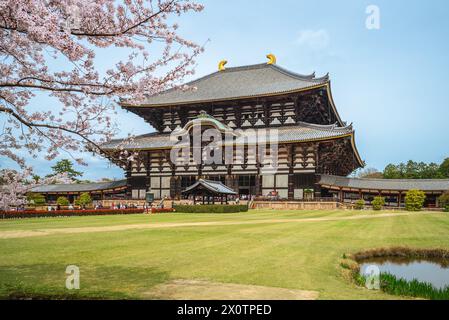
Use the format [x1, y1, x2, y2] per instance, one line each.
[31, 180, 127, 203]
[182, 179, 237, 204]
[318, 175, 449, 207]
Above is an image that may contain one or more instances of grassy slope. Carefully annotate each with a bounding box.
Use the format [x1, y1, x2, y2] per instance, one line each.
[0, 210, 448, 299]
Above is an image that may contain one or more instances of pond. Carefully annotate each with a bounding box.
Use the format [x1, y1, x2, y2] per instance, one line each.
[360, 257, 449, 289]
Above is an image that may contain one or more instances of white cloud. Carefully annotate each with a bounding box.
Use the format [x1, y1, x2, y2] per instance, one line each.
[296, 29, 330, 50]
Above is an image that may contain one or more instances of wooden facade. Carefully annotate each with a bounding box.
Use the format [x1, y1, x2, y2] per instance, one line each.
[106, 62, 364, 200]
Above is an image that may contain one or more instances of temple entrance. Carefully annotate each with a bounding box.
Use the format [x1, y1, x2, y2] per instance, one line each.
[238, 175, 256, 199]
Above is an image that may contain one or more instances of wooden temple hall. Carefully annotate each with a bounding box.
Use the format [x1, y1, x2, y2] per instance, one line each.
[98, 55, 449, 207]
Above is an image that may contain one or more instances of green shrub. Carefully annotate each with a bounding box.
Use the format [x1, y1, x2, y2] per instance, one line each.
[444, 204, 449, 213]
[56, 196, 69, 206]
[438, 191, 449, 208]
[371, 196, 385, 211]
[26, 193, 46, 206]
[173, 204, 248, 213]
[76, 192, 92, 207]
[354, 199, 365, 210]
[405, 189, 426, 211]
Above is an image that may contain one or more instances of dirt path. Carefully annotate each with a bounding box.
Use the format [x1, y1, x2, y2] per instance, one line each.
[0, 211, 426, 240]
[145, 279, 319, 300]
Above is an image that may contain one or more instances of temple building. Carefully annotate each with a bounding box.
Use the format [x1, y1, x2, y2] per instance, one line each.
[102, 56, 364, 200]
[31, 56, 449, 208]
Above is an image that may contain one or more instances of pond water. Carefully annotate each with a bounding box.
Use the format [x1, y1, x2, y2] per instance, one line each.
[360, 257, 449, 290]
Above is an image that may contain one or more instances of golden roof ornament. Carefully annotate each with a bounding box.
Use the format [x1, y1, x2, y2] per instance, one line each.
[266, 53, 276, 65]
[218, 60, 227, 71]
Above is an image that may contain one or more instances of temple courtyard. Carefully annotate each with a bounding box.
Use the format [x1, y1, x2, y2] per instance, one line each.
[0, 210, 448, 299]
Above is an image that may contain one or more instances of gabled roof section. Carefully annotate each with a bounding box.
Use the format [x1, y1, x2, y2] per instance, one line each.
[177, 111, 235, 135]
[182, 179, 237, 195]
[122, 63, 329, 107]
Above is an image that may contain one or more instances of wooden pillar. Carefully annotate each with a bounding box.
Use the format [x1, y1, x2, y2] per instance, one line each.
[398, 192, 402, 207]
[254, 174, 262, 197]
[287, 145, 294, 200]
[339, 188, 343, 203]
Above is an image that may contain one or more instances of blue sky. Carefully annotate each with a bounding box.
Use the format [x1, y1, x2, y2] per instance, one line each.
[2, 0, 448, 180]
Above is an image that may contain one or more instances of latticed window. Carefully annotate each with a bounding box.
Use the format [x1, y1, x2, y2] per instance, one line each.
[238, 175, 256, 187]
[206, 176, 225, 184]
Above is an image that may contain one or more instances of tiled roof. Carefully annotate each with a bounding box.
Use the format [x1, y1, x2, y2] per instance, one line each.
[102, 122, 354, 150]
[123, 63, 329, 107]
[31, 180, 127, 193]
[318, 175, 449, 192]
[102, 123, 354, 150]
[182, 179, 237, 195]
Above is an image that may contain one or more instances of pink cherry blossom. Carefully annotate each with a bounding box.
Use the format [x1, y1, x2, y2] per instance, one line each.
[0, 0, 204, 168]
[0, 168, 72, 210]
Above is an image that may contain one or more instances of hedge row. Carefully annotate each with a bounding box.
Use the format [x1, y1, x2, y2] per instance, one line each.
[173, 204, 248, 213]
[150, 208, 175, 213]
[0, 208, 144, 219]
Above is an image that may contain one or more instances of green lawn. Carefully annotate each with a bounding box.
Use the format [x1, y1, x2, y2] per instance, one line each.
[0, 209, 448, 299]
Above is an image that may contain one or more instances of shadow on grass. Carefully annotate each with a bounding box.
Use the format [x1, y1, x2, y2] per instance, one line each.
[0, 263, 170, 300]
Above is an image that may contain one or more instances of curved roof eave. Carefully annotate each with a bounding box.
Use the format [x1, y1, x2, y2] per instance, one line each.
[349, 131, 365, 168]
[324, 81, 345, 127]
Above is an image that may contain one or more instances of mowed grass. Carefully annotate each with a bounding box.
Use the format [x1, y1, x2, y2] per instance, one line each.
[0, 209, 448, 299]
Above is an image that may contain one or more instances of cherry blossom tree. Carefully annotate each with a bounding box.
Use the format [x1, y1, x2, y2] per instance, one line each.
[0, 0, 204, 208]
[0, 0, 204, 167]
[0, 168, 72, 210]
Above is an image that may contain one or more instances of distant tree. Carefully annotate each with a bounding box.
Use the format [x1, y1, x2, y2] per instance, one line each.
[421, 162, 444, 179]
[440, 158, 449, 178]
[78, 180, 92, 184]
[32, 175, 41, 183]
[383, 160, 446, 179]
[405, 190, 426, 211]
[371, 196, 385, 211]
[383, 164, 402, 179]
[48, 159, 83, 181]
[56, 196, 70, 206]
[357, 168, 382, 179]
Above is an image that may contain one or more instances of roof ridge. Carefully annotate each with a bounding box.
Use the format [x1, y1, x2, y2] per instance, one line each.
[36, 179, 127, 187]
[135, 63, 330, 103]
[287, 121, 353, 131]
[322, 174, 449, 182]
[269, 64, 329, 82]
